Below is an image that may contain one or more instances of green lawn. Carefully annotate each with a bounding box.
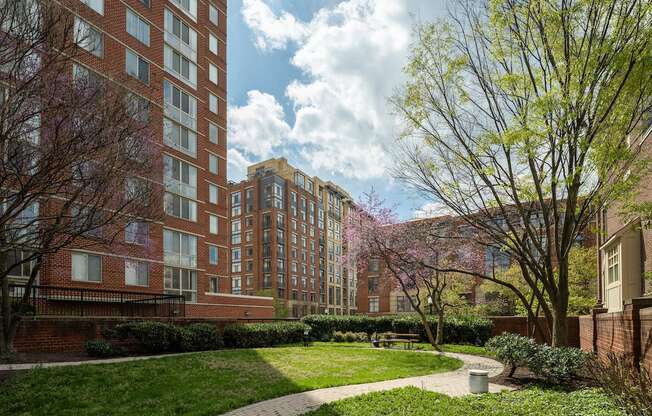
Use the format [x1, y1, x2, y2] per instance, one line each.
[306, 386, 624, 416]
[0, 345, 462, 416]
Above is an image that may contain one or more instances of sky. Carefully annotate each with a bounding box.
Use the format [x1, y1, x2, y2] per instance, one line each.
[226, 0, 448, 219]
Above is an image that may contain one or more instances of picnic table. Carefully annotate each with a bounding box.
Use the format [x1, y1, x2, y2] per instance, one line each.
[378, 333, 420, 349]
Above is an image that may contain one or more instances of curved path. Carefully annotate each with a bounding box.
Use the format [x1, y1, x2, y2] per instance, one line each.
[221, 351, 510, 416]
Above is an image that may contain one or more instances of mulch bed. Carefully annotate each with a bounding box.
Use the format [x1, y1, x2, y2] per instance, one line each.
[489, 367, 599, 391]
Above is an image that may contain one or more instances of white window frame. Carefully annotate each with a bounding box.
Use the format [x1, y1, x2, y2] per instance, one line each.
[209, 4, 218, 25]
[163, 118, 197, 156]
[209, 215, 218, 234]
[126, 8, 150, 46]
[125, 49, 150, 84]
[125, 259, 149, 287]
[208, 245, 219, 265]
[71, 252, 102, 282]
[209, 184, 218, 204]
[74, 17, 103, 57]
[208, 153, 218, 174]
[209, 63, 218, 85]
[209, 34, 218, 55]
[209, 93, 218, 114]
[81, 0, 104, 15]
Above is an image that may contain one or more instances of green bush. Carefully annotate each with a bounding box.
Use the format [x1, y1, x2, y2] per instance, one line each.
[112, 321, 181, 353]
[528, 345, 589, 383]
[223, 322, 310, 348]
[85, 339, 115, 357]
[486, 333, 589, 383]
[331, 331, 369, 343]
[486, 333, 538, 376]
[301, 314, 493, 345]
[179, 324, 223, 352]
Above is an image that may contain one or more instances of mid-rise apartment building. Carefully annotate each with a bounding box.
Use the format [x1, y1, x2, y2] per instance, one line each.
[228, 158, 357, 317]
[7, 0, 274, 318]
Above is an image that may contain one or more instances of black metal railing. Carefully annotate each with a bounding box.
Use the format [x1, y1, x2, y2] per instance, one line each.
[3, 284, 185, 318]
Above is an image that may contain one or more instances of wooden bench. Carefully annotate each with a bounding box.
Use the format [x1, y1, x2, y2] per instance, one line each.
[378, 333, 420, 349]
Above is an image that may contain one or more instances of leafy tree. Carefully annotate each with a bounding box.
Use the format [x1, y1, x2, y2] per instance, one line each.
[393, 0, 652, 346]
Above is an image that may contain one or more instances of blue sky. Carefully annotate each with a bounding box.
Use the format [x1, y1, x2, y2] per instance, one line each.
[226, 0, 447, 219]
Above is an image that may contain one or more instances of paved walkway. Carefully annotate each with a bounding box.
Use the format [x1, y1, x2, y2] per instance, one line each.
[0, 351, 199, 371]
[221, 351, 510, 416]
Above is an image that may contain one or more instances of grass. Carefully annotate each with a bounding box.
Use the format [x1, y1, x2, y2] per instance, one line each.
[0, 345, 462, 416]
[313, 341, 494, 357]
[306, 386, 624, 416]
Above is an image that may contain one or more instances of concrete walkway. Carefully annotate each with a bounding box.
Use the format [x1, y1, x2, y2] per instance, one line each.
[0, 350, 199, 371]
[221, 351, 510, 416]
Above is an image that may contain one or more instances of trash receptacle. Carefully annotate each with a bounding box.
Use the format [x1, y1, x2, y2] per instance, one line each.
[468, 369, 489, 394]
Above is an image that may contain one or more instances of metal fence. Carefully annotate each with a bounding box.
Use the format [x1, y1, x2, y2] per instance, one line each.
[3, 284, 185, 318]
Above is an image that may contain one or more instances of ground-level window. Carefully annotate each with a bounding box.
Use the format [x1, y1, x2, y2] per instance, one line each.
[71, 252, 102, 282]
[164, 266, 196, 302]
[125, 259, 149, 287]
[369, 296, 379, 313]
[606, 245, 620, 284]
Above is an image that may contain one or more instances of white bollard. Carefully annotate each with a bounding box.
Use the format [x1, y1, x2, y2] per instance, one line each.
[468, 369, 489, 394]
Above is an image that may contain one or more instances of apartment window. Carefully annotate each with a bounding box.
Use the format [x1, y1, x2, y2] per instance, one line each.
[368, 277, 379, 293]
[125, 260, 149, 287]
[163, 154, 197, 199]
[163, 80, 197, 129]
[126, 93, 150, 123]
[232, 276, 241, 295]
[209, 184, 218, 204]
[209, 215, 218, 234]
[231, 220, 241, 244]
[125, 222, 148, 245]
[71, 252, 101, 282]
[74, 18, 103, 57]
[81, 0, 104, 14]
[209, 93, 218, 114]
[163, 119, 196, 156]
[164, 267, 196, 302]
[231, 192, 241, 216]
[126, 9, 150, 46]
[164, 193, 197, 221]
[170, 0, 197, 21]
[164, 9, 198, 60]
[208, 154, 218, 174]
[209, 277, 219, 293]
[209, 34, 218, 55]
[125, 49, 149, 84]
[209, 4, 218, 25]
[369, 297, 379, 313]
[368, 258, 380, 273]
[209, 63, 218, 85]
[140, 0, 151, 7]
[209, 122, 218, 144]
[607, 245, 620, 284]
[164, 45, 197, 88]
[209, 245, 218, 265]
[396, 295, 412, 312]
[163, 229, 197, 268]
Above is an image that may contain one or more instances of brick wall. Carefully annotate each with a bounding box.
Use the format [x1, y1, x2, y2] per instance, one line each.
[489, 316, 580, 347]
[581, 302, 652, 371]
[12, 314, 276, 354]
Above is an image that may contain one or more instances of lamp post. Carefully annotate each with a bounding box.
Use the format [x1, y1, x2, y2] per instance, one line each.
[427, 296, 433, 315]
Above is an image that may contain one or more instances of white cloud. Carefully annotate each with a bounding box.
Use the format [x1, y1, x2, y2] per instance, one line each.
[227, 148, 253, 182]
[228, 90, 291, 159]
[236, 0, 443, 180]
[413, 201, 453, 219]
[241, 0, 308, 50]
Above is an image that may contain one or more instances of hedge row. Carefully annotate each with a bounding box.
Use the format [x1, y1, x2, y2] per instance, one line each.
[223, 322, 309, 348]
[89, 321, 308, 356]
[301, 314, 493, 345]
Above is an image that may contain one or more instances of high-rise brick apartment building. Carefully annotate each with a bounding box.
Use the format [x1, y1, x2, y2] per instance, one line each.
[228, 158, 357, 317]
[7, 0, 273, 318]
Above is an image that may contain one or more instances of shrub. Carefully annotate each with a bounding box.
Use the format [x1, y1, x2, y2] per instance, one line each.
[85, 339, 114, 357]
[528, 344, 589, 384]
[112, 321, 181, 353]
[223, 322, 310, 348]
[331, 331, 369, 343]
[588, 352, 652, 416]
[486, 333, 538, 376]
[179, 324, 223, 352]
[301, 314, 493, 345]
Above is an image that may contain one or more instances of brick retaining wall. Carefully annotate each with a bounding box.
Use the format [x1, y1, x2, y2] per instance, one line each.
[489, 316, 580, 347]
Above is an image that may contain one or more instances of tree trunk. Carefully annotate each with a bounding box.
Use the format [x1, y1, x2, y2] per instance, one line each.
[435, 307, 444, 346]
[416, 308, 438, 350]
[1, 275, 12, 355]
[551, 259, 570, 347]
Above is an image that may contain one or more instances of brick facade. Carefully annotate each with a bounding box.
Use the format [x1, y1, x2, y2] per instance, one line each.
[5, 0, 274, 320]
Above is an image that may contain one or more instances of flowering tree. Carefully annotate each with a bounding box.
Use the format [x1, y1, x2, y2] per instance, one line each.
[0, 2, 162, 353]
[345, 192, 476, 349]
